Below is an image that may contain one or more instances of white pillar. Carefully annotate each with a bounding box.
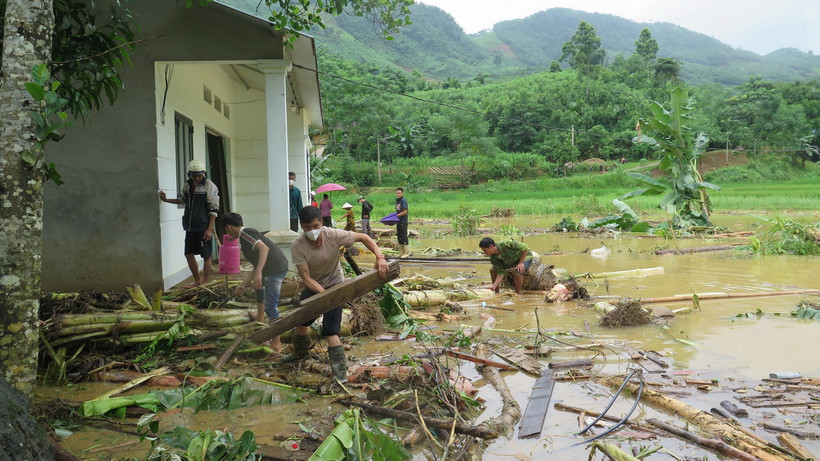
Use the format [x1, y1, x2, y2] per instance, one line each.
[287, 107, 309, 206]
[259, 59, 291, 232]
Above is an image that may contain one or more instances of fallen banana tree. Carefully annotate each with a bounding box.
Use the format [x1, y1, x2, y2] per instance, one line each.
[599, 376, 792, 461]
[402, 289, 496, 307]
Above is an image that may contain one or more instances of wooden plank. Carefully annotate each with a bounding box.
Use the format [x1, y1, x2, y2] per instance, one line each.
[777, 433, 818, 460]
[492, 345, 543, 376]
[248, 261, 400, 344]
[518, 369, 555, 439]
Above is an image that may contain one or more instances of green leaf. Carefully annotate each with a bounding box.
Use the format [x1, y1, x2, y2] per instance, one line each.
[20, 151, 38, 165]
[25, 83, 46, 101]
[30, 63, 50, 86]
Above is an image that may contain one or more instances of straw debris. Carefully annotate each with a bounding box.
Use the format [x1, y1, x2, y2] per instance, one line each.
[599, 298, 653, 328]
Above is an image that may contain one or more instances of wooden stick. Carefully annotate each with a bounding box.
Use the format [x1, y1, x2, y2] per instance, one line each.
[215, 336, 244, 370]
[339, 399, 498, 439]
[548, 359, 593, 369]
[553, 403, 659, 434]
[95, 366, 171, 400]
[444, 350, 515, 371]
[639, 289, 820, 304]
[248, 261, 400, 344]
[474, 344, 521, 438]
[762, 422, 817, 440]
[646, 418, 758, 461]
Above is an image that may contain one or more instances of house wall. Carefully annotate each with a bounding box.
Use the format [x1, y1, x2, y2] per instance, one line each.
[42, 0, 287, 292]
[156, 63, 272, 288]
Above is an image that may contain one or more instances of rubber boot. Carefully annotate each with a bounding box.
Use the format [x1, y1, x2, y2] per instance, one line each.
[279, 334, 310, 363]
[328, 345, 348, 383]
[399, 244, 410, 259]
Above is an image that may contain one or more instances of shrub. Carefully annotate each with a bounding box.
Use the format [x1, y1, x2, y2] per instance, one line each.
[451, 204, 482, 236]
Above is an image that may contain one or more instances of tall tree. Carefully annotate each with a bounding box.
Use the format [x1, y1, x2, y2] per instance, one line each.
[560, 21, 606, 76]
[654, 57, 682, 83]
[0, 0, 54, 397]
[634, 27, 658, 61]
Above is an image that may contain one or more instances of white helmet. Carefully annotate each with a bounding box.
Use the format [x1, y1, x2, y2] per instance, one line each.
[188, 159, 206, 174]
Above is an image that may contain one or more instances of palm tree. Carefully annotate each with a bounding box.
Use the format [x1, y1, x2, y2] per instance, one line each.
[654, 58, 682, 82]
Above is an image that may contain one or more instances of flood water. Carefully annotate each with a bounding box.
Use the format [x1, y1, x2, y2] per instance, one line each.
[47, 215, 820, 459]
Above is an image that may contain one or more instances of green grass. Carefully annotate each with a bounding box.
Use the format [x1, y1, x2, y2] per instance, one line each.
[328, 170, 820, 223]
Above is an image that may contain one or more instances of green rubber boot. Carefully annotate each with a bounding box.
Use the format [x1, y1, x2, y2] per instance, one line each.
[328, 345, 348, 383]
[279, 334, 310, 363]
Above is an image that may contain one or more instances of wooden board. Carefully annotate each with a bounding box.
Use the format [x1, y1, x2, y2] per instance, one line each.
[518, 369, 555, 439]
[248, 261, 400, 344]
[492, 345, 543, 376]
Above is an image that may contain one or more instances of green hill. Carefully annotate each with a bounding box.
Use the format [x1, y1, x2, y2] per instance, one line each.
[218, 1, 820, 85]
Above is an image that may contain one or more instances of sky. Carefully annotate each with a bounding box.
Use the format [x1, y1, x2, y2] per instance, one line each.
[417, 0, 820, 56]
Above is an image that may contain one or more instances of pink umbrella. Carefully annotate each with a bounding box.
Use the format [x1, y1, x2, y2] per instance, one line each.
[315, 183, 347, 194]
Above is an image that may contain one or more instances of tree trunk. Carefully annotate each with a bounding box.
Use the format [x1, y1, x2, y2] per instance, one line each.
[0, 0, 54, 397]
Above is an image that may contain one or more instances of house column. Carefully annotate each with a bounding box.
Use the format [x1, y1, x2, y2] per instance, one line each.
[288, 108, 309, 207]
[258, 59, 291, 231]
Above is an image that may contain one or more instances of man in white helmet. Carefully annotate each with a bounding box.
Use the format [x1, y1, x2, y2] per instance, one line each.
[159, 159, 220, 286]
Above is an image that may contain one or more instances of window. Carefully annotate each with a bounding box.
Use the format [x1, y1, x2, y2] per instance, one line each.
[203, 86, 212, 104]
[213, 95, 222, 113]
[223, 104, 230, 119]
[175, 114, 194, 189]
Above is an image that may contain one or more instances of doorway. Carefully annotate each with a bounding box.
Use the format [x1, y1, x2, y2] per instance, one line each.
[206, 130, 231, 244]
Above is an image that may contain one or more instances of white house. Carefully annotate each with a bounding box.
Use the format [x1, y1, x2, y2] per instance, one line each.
[43, 0, 322, 291]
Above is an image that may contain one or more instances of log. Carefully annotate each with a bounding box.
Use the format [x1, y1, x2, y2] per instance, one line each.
[475, 344, 521, 438]
[639, 289, 820, 304]
[655, 244, 740, 255]
[777, 433, 817, 460]
[646, 418, 758, 461]
[339, 400, 497, 439]
[248, 261, 400, 344]
[600, 376, 789, 461]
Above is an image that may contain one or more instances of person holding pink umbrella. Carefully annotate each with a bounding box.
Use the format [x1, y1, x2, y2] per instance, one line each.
[319, 193, 333, 227]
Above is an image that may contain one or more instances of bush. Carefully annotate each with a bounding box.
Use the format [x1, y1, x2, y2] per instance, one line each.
[704, 166, 763, 183]
[451, 204, 482, 235]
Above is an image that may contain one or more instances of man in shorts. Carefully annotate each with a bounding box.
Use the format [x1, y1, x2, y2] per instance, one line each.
[159, 159, 219, 286]
[283, 206, 389, 382]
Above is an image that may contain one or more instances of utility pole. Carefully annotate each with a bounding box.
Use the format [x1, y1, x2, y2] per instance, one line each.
[376, 138, 382, 186]
[726, 134, 730, 163]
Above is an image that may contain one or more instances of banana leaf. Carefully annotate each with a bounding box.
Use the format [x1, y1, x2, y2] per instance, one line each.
[309, 408, 410, 461]
[80, 393, 161, 417]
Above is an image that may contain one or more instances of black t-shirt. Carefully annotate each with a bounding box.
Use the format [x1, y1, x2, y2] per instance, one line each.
[237, 227, 288, 276]
[360, 200, 373, 218]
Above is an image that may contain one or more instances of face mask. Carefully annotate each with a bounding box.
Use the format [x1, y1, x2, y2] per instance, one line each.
[305, 228, 322, 241]
[289, 179, 295, 185]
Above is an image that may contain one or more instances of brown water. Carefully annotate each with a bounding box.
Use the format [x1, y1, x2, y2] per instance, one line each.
[409, 226, 820, 460]
[45, 226, 820, 460]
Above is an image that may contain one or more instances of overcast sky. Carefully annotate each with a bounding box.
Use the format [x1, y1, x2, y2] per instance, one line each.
[417, 0, 820, 56]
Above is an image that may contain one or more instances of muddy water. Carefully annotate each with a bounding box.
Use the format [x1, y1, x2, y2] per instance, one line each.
[410, 225, 820, 460]
[45, 224, 820, 460]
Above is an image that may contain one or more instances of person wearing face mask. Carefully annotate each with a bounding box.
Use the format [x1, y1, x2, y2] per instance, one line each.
[283, 206, 389, 383]
[288, 172, 303, 233]
[159, 159, 220, 287]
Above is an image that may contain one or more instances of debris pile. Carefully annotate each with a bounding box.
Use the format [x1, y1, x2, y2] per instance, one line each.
[599, 298, 653, 327]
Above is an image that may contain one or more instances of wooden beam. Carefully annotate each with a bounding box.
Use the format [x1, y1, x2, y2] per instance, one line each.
[248, 261, 400, 344]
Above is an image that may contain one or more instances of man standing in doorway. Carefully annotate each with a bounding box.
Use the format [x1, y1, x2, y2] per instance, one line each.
[319, 193, 334, 227]
[159, 159, 220, 286]
[395, 187, 409, 258]
[358, 197, 373, 237]
[288, 172, 303, 233]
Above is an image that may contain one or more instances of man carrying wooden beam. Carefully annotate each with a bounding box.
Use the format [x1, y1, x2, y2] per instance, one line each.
[282, 205, 389, 383]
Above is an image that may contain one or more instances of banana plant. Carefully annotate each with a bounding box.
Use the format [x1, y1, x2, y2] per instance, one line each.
[625, 87, 720, 229]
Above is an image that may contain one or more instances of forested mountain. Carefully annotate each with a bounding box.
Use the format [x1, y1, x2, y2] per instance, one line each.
[221, 1, 818, 85]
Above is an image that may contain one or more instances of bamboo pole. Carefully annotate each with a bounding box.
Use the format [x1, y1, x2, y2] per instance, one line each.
[655, 244, 740, 255]
[639, 289, 820, 304]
